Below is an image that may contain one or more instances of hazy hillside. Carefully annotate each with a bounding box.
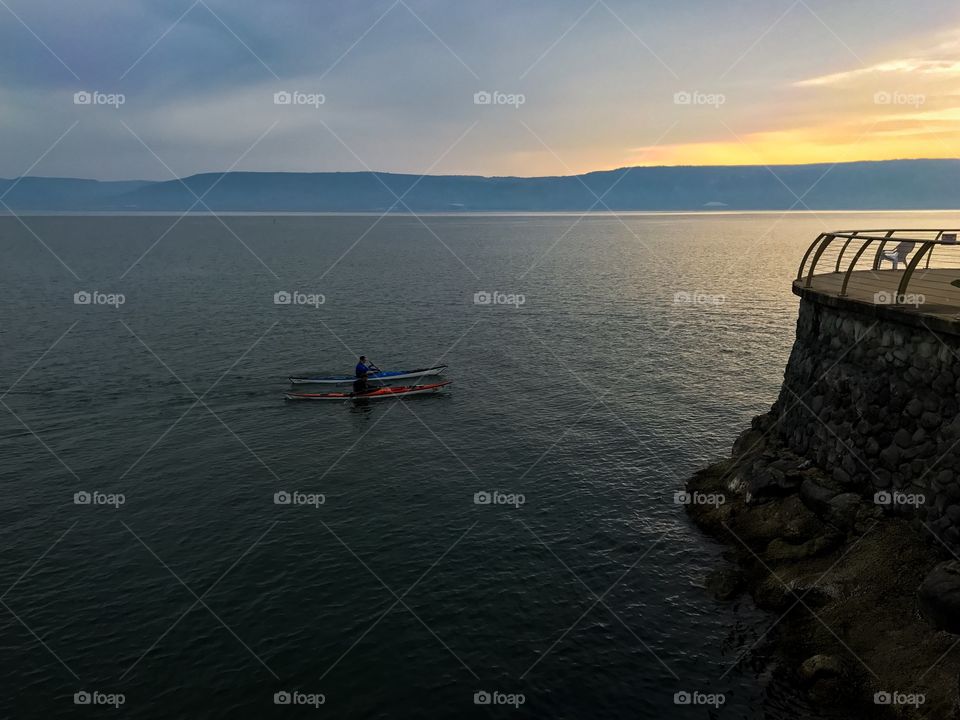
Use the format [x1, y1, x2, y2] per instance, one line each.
[2, 159, 959, 211]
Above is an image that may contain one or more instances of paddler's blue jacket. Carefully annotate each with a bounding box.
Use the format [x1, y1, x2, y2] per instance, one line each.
[356, 362, 374, 377]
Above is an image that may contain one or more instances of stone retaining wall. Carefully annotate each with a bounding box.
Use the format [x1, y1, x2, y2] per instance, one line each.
[765, 295, 960, 546]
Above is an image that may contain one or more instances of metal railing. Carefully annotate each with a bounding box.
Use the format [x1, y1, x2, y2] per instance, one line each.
[796, 229, 960, 303]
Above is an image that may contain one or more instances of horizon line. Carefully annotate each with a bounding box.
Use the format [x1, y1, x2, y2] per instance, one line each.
[5, 156, 960, 184]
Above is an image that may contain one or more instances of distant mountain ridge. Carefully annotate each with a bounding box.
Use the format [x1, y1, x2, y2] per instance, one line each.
[3, 159, 960, 211]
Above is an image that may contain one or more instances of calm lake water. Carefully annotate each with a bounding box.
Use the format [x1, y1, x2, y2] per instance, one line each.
[1, 211, 951, 719]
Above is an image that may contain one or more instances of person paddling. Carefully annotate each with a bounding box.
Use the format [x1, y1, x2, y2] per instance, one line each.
[353, 355, 380, 394]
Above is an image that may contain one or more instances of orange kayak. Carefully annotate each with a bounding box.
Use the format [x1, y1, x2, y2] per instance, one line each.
[285, 381, 451, 401]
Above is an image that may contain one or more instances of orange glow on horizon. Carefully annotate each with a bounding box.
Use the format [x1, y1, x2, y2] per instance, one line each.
[627, 126, 960, 168]
[498, 109, 960, 177]
[598, 104, 960, 173]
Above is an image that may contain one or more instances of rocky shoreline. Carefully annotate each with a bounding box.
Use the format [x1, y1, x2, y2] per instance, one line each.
[687, 413, 960, 719]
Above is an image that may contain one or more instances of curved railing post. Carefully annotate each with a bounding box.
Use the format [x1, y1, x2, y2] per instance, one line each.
[797, 233, 826, 282]
[895, 241, 936, 302]
[834, 231, 860, 272]
[839, 239, 874, 297]
[872, 230, 896, 270]
[805, 234, 837, 288]
[925, 230, 944, 269]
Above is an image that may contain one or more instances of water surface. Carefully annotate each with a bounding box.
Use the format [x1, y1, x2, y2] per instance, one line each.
[2, 211, 944, 718]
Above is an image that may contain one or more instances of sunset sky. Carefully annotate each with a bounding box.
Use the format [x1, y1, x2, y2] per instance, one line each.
[3, 0, 960, 179]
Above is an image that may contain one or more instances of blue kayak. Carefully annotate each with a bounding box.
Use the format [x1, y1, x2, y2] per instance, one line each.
[289, 365, 447, 385]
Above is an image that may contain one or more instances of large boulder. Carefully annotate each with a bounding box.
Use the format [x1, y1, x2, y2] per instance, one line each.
[799, 476, 843, 515]
[918, 561, 960, 633]
[745, 462, 802, 503]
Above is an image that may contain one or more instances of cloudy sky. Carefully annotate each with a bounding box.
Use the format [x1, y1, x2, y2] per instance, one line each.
[3, 0, 960, 179]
